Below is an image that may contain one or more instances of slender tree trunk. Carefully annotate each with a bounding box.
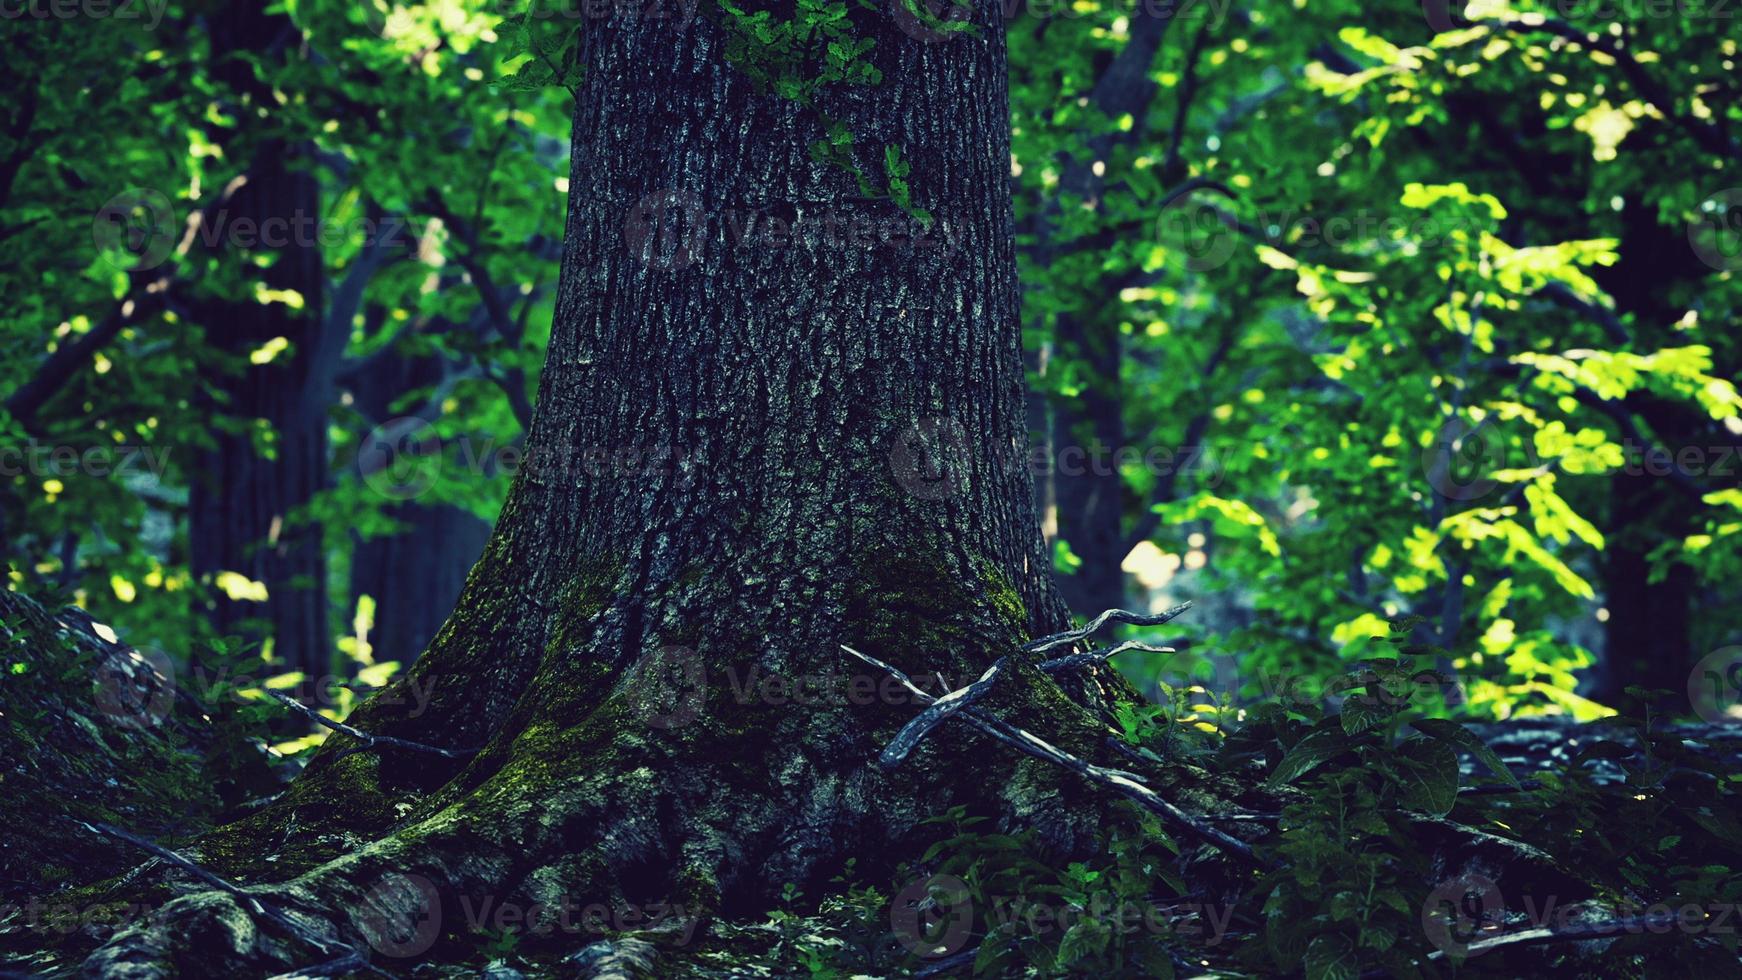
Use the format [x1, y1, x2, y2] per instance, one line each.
[187, 4, 330, 679]
[1023, 8, 1174, 618]
[346, 350, 491, 669]
[82, 8, 1241, 976]
[1589, 198, 1704, 707]
[1050, 310, 1129, 616]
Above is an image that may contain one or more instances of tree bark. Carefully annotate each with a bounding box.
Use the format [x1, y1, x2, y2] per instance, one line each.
[79, 7, 1224, 976]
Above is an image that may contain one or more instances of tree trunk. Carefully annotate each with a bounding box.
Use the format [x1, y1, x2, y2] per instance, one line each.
[345, 348, 492, 670]
[1049, 310, 1129, 617]
[186, 3, 331, 679]
[81, 8, 1224, 976]
[1588, 197, 1705, 708]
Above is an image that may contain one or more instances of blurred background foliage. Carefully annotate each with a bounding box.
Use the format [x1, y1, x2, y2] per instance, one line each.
[2, 0, 1739, 735]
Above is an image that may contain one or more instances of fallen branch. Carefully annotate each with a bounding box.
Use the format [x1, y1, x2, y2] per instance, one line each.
[1351, 907, 1699, 978]
[912, 948, 976, 977]
[266, 691, 479, 760]
[842, 645, 1268, 868]
[1453, 909, 1690, 958]
[1022, 602, 1193, 655]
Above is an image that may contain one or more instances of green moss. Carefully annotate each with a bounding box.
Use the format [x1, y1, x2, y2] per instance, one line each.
[544, 563, 622, 659]
[0, 591, 224, 897]
[974, 556, 1028, 634]
[840, 541, 1031, 683]
[199, 751, 414, 881]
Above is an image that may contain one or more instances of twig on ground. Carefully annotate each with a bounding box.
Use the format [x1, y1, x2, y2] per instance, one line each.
[912, 947, 977, 977]
[880, 658, 1009, 769]
[265, 691, 478, 760]
[266, 952, 371, 980]
[1453, 909, 1690, 957]
[1351, 907, 1699, 978]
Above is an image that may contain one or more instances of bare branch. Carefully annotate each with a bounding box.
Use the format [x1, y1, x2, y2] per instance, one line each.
[840, 644, 1267, 867]
[1455, 909, 1688, 958]
[1023, 602, 1193, 655]
[266, 952, 372, 980]
[81, 822, 390, 978]
[1037, 640, 1175, 675]
[879, 657, 1009, 769]
[266, 691, 478, 760]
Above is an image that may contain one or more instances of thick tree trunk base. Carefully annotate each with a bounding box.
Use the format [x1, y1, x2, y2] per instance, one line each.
[73, 543, 1260, 977]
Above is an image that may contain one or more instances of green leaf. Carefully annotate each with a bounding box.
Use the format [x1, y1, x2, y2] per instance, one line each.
[1412, 718, 1521, 788]
[1304, 933, 1358, 980]
[1395, 738, 1460, 816]
[1266, 727, 1348, 788]
[1340, 694, 1394, 735]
